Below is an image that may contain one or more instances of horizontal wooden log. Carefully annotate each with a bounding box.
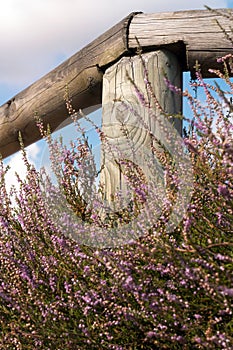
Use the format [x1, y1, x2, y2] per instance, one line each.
[0, 12, 139, 159]
[128, 8, 233, 78]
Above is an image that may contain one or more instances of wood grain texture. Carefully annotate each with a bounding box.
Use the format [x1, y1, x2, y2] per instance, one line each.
[101, 50, 182, 202]
[128, 8, 233, 78]
[0, 12, 139, 159]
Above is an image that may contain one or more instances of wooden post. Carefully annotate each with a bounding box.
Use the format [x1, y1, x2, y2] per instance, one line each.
[101, 49, 182, 202]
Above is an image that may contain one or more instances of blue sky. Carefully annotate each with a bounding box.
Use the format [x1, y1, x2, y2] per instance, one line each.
[0, 0, 231, 189]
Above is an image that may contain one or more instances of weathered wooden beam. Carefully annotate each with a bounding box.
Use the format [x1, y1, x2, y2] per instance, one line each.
[0, 12, 139, 159]
[101, 50, 182, 202]
[128, 8, 233, 78]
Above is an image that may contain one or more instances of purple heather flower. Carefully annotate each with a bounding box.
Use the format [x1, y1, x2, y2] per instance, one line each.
[218, 286, 233, 297]
[194, 314, 202, 320]
[146, 331, 157, 338]
[217, 184, 230, 197]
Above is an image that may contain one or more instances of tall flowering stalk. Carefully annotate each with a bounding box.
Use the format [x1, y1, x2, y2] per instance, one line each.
[0, 51, 232, 349]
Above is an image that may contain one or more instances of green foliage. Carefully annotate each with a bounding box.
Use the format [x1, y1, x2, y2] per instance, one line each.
[0, 53, 232, 349]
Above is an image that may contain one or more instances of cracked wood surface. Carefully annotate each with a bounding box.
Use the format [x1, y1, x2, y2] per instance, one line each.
[101, 50, 182, 201]
[128, 8, 233, 77]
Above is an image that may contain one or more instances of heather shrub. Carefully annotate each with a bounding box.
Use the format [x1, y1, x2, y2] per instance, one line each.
[0, 53, 232, 349]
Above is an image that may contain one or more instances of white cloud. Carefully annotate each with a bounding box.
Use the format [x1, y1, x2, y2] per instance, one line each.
[0, 0, 227, 90]
[4, 142, 41, 193]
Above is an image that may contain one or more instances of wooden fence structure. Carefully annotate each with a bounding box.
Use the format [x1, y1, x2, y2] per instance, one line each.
[0, 8, 232, 166]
